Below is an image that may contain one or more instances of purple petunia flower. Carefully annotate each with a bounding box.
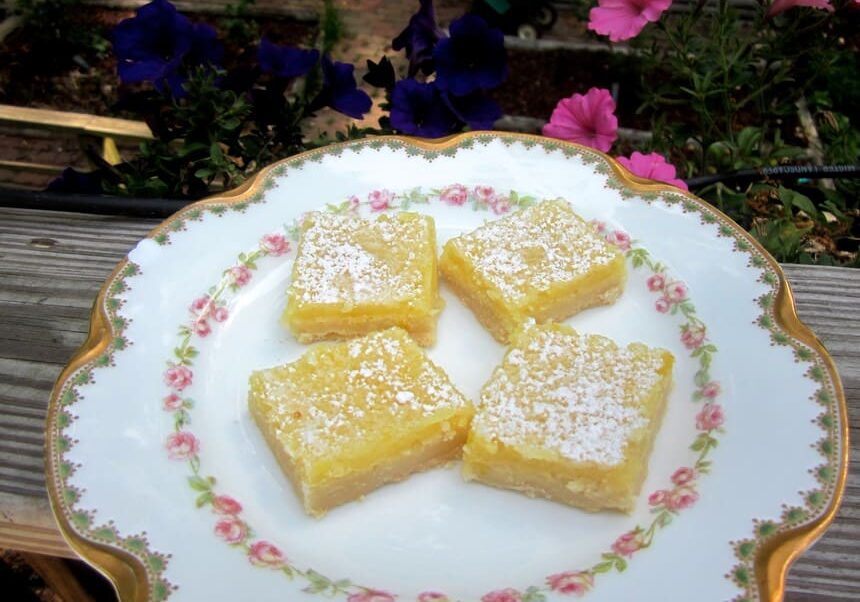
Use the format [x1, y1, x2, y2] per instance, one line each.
[390, 79, 459, 138]
[257, 38, 320, 79]
[433, 13, 506, 97]
[443, 91, 501, 131]
[113, 0, 221, 96]
[392, 0, 444, 76]
[317, 55, 373, 119]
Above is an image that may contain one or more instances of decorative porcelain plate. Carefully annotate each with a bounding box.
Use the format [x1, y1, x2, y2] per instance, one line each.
[46, 133, 847, 602]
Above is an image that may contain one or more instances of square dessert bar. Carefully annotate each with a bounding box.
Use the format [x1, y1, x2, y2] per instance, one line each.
[283, 211, 442, 346]
[439, 200, 626, 343]
[463, 322, 673, 513]
[248, 328, 473, 517]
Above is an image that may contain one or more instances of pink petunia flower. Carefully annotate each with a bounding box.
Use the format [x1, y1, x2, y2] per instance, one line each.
[767, 0, 833, 17]
[671, 467, 696, 486]
[617, 152, 688, 190]
[212, 495, 243, 515]
[165, 431, 199, 460]
[546, 571, 594, 595]
[368, 189, 395, 211]
[260, 233, 290, 256]
[248, 541, 286, 568]
[481, 589, 521, 602]
[588, 0, 673, 42]
[439, 184, 469, 206]
[163, 393, 183, 411]
[655, 297, 670, 313]
[229, 265, 252, 287]
[347, 591, 396, 602]
[696, 403, 725, 431]
[164, 365, 193, 391]
[701, 381, 721, 399]
[646, 274, 665, 292]
[666, 489, 699, 511]
[611, 531, 641, 557]
[542, 87, 618, 152]
[214, 517, 247, 544]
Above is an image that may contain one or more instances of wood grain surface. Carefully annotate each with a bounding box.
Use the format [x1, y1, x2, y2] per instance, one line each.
[0, 207, 857, 600]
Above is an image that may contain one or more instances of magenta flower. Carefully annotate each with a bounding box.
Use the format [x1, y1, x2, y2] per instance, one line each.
[767, 0, 833, 17]
[588, 0, 672, 42]
[605, 229, 631, 252]
[617, 151, 688, 190]
[655, 297, 670, 313]
[212, 306, 229, 323]
[543, 88, 618, 152]
[681, 324, 707, 350]
[229, 265, 252, 287]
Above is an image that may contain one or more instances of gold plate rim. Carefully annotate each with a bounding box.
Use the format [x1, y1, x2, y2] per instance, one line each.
[44, 131, 848, 602]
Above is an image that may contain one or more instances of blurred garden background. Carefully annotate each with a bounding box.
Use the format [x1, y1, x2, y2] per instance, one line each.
[0, 0, 857, 598]
[0, 0, 857, 268]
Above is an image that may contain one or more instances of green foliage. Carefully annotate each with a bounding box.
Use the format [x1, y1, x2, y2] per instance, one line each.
[220, 0, 259, 46]
[634, 2, 859, 266]
[321, 0, 345, 55]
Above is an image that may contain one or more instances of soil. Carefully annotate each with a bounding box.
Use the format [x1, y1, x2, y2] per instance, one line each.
[0, 8, 318, 116]
[497, 46, 648, 128]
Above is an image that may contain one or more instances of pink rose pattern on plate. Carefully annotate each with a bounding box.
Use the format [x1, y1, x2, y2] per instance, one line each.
[323, 185, 536, 217]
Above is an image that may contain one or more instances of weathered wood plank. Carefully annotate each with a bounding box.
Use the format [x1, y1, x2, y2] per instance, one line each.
[0, 208, 857, 600]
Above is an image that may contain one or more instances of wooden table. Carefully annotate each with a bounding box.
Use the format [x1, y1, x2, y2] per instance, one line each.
[1, 207, 858, 600]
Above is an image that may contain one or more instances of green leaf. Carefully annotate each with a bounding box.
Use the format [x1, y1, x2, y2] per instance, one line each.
[523, 586, 547, 602]
[302, 569, 331, 593]
[614, 557, 628, 572]
[592, 561, 613, 574]
[188, 475, 211, 492]
[194, 168, 213, 179]
[195, 491, 214, 508]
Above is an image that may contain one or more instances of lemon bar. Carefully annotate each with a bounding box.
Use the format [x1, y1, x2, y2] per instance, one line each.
[284, 211, 443, 346]
[463, 322, 673, 513]
[439, 200, 626, 343]
[249, 328, 473, 516]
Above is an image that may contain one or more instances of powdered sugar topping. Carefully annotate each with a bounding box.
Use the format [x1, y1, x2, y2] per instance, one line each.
[289, 212, 430, 304]
[449, 200, 621, 302]
[252, 329, 469, 460]
[475, 324, 670, 465]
